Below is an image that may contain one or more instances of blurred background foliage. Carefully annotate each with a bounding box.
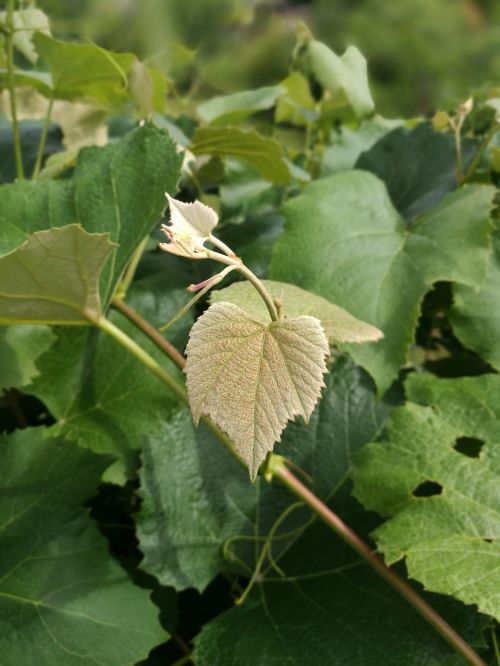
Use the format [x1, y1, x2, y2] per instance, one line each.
[38, 0, 500, 117]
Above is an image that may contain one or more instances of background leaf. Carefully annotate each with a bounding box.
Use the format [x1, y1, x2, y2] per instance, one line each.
[0, 325, 55, 392]
[197, 85, 285, 125]
[352, 372, 500, 620]
[211, 279, 383, 344]
[0, 428, 165, 665]
[270, 171, 494, 393]
[0, 123, 182, 306]
[191, 127, 291, 185]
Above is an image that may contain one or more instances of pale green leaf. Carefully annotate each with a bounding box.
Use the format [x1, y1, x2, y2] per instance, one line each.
[305, 40, 375, 118]
[0, 428, 165, 665]
[352, 373, 500, 620]
[197, 85, 285, 125]
[191, 127, 291, 185]
[0, 123, 182, 306]
[0, 9, 50, 63]
[33, 32, 135, 109]
[185, 302, 329, 479]
[127, 60, 154, 116]
[451, 227, 500, 370]
[211, 279, 383, 344]
[0, 225, 115, 325]
[275, 71, 316, 127]
[271, 171, 495, 392]
[0, 325, 54, 391]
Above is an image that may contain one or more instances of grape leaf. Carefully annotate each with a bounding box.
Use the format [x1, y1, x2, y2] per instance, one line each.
[191, 127, 291, 186]
[0, 8, 50, 63]
[356, 122, 479, 220]
[185, 302, 329, 480]
[275, 71, 316, 127]
[0, 122, 182, 306]
[304, 40, 375, 118]
[193, 516, 482, 666]
[0, 325, 54, 391]
[0, 225, 115, 325]
[450, 227, 500, 371]
[197, 85, 285, 125]
[0, 428, 165, 665]
[270, 171, 495, 393]
[352, 373, 500, 620]
[210, 279, 383, 344]
[136, 359, 389, 590]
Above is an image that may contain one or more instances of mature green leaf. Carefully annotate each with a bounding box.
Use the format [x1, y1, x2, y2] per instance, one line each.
[275, 71, 316, 127]
[321, 116, 402, 176]
[136, 358, 388, 590]
[352, 373, 500, 620]
[185, 302, 329, 480]
[0, 325, 54, 392]
[26, 305, 185, 463]
[0, 8, 50, 63]
[0, 428, 165, 665]
[211, 279, 383, 344]
[0, 69, 53, 96]
[271, 171, 494, 392]
[304, 40, 375, 118]
[450, 227, 500, 370]
[191, 127, 291, 185]
[197, 85, 284, 125]
[0, 123, 182, 305]
[0, 225, 115, 325]
[193, 517, 480, 666]
[356, 122, 479, 220]
[219, 160, 280, 225]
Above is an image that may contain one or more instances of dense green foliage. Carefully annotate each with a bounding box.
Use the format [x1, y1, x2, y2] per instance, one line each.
[1, 3, 500, 665]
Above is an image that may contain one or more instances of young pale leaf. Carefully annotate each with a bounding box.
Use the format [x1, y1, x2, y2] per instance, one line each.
[305, 41, 375, 118]
[185, 302, 329, 480]
[352, 373, 500, 620]
[211, 280, 383, 344]
[0, 225, 115, 326]
[160, 194, 218, 258]
[0, 9, 50, 63]
[191, 127, 291, 185]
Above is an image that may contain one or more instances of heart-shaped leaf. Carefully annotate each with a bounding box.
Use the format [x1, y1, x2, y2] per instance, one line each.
[184, 302, 329, 480]
[0, 224, 115, 326]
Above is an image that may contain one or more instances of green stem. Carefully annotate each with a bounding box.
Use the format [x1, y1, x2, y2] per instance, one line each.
[492, 626, 500, 665]
[267, 455, 486, 666]
[95, 315, 187, 403]
[462, 122, 500, 183]
[115, 236, 148, 300]
[5, 0, 24, 180]
[32, 95, 54, 179]
[237, 264, 278, 322]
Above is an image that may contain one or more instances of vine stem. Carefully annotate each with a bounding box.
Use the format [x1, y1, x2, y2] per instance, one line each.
[5, 0, 24, 180]
[462, 121, 500, 183]
[267, 455, 486, 666]
[32, 95, 54, 179]
[101, 299, 485, 666]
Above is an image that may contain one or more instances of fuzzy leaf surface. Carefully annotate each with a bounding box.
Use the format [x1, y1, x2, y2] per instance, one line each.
[271, 171, 494, 393]
[451, 227, 500, 370]
[352, 373, 500, 619]
[191, 127, 291, 185]
[185, 302, 329, 479]
[0, 428, 165, 665]
[0, 123, 182, 305]
[211, 279, 383, 344]
[0, 225, 114, 325]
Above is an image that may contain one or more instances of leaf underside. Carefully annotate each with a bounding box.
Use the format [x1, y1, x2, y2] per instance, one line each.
[184, 302, 329, 479]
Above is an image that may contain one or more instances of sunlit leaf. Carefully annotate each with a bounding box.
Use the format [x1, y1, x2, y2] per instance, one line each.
[211, 279, 383, 344]
[185, 302, 329, 479]
[0, 8, 50, 63]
